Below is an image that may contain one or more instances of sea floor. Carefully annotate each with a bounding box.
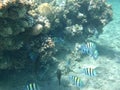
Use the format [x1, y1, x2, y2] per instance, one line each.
[0, 0, 120, 90]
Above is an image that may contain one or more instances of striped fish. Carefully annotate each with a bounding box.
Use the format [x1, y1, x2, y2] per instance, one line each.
[69, 75, 84, 88]
[79, 42, 98, 60]
[86, 42, 96, 49]
[82, 67, 97, 76]
[79, 43, 89, 54]
[24, 82, 40, 90]
[79, 42, 96, 55]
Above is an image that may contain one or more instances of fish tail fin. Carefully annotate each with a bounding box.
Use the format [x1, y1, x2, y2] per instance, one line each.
[58, 79, 61, 85]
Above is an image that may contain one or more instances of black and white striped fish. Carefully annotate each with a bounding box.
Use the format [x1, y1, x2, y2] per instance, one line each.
[24, 82, 40, 90]
[82, 67, 97, 76]
[69, 75, 84, 88]
[79, 42, 98, 60]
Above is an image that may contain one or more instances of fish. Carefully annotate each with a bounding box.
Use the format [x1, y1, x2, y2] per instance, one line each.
[92, 50, 99, 60]
[79, 42, 98, 59]
[69, 75, 84, 88]
[79, 43, 89, 54]
[82, 67, 97, 77]
[57, 69, 62, 85]
[79, 42, 96, 54]
[85, 42, 96, 51]
[24, 82, 40, 90]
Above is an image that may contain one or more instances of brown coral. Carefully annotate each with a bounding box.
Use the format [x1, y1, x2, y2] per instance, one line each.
[31, 24, 43, 36]
[37, 3, 53, 17]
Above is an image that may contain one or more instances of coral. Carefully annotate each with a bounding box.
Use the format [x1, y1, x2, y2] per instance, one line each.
[55, 0, 67, 7]
[65, 24, 83, 36]
[0, 0, 112, 70]
[36, 3, 53, 17]
[0, 0, 33, 19]
[50, 0, 113, 42]
[0, 54, 12, 69]
[31, 24, 43, 36]
[35, 15, 51, 29]
[40, 37, 55, 52]
[88, 0, 113, 26]
[0, 0, 35, 51]
[30, 15, 51, 36]
[0, 37, 24, 50]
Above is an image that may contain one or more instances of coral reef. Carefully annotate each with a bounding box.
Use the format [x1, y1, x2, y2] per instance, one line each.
[56, 0, 112, 41]
[0, 0, 112, 70]
[37, 3, 53, 17]
[0, 0, 33, 51]
[30, 15, 51, 35]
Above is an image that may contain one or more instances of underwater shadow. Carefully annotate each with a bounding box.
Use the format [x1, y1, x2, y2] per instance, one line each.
[97, 44, 120, 60]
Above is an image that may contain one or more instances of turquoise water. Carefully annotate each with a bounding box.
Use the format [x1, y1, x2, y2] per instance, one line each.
[0, 0, 120, 90]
